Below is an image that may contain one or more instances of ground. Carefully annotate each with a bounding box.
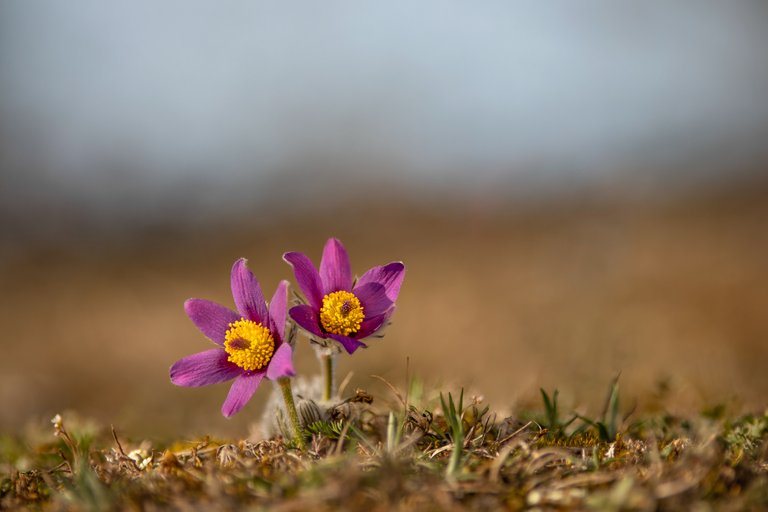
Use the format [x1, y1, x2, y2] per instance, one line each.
[2, 381, 767, 511]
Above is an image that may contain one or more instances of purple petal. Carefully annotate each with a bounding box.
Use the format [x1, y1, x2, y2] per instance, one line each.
[266, 343, 295, 380]
[355, 262, 405, 302]
[221, 371, 264, 417]
[328, 333, 367, 354]
[230, 259, 268, 323]
[170, 349, 241, 387]
[184, 299, 240, 345]
[357, 309, 394, 339]
[268, 280, 289, 341]
[288, 304, 324, 338]
[353, 282, 394, 318]
[283, 251, 323, 310]
[319, 238, 353, 294]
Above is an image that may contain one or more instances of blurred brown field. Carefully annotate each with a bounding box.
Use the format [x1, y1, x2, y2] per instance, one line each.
[1, 183, 767, 439]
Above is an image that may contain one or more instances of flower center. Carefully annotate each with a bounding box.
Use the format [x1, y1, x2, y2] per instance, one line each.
[223, 319, 275, 371]
[320, 290, 365, 336]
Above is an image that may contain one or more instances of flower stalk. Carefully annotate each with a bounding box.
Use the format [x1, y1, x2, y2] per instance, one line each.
[321, 351, 335, 401]
[278, 377, 306, 450]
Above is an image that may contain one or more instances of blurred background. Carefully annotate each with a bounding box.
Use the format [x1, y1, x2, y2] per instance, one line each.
[1, 1, 767, 438]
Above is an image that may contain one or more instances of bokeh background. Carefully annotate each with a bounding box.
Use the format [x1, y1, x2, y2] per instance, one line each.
[2, 1, 767, 438]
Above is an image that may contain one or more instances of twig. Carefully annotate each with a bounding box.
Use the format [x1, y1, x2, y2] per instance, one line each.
[371, 374, 406, 407]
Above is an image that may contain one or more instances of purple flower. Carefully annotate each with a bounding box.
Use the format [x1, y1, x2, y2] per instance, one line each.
[170, 259, 295, 417]
[283, 238, 405, 354]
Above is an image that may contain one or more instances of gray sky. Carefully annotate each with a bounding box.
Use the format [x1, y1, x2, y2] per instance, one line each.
[2, 1, 768, 228]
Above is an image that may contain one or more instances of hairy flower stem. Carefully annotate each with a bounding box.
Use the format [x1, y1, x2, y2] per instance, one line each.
[277, 377, 306, 450]
[321, 352, 336, 401]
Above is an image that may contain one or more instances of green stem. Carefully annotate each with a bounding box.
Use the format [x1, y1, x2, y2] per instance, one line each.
[321, 352, 336, 401]
[277, 377, 306, 450]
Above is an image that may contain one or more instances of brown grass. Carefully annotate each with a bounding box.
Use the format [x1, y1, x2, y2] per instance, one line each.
[2, 385, 767, 511]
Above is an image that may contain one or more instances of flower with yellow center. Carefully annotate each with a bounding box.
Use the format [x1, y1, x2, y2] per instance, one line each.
[319, 290, 364, 336]
[223, 319, 275, 371]
[284, 238, 406, 355]
[170, 259, 296, 418]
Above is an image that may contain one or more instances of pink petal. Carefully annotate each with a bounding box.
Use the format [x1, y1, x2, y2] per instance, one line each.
[230, 259, 268, 324]
[328, 333, 367, 354]
[170, 349, 241, 387]
[221, 371, 264, 417]
[353, 282, 394, 318]
[184, 299, 240, 345]
[283, 251, 324, 310]
[355, 262, 405, 302]
[288, 304, 324, 338]
[266, 343, 295, 380]
[319, 238, 353, 294]
[357, 309, 394, 339]
[268, 280, 289, 341]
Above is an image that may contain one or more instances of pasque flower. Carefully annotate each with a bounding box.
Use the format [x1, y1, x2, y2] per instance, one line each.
[170, 259, 295, 417]
[284, 238, 405, 354]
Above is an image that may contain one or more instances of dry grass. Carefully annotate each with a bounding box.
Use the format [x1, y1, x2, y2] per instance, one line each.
[2, 380, 767, 511]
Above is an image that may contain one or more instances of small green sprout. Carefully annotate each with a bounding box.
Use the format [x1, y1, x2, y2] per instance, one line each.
[577, 375, 623, 442]
[439, 389, 465, 479]
[539, 388, 578, 438]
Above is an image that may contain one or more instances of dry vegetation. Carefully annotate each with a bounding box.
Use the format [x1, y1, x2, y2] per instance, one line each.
[2, 379, 767, 511]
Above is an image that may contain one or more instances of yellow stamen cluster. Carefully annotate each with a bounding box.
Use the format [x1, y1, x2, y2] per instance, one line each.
[320, 290, 364, 336]
[223, 319, 275, 371]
